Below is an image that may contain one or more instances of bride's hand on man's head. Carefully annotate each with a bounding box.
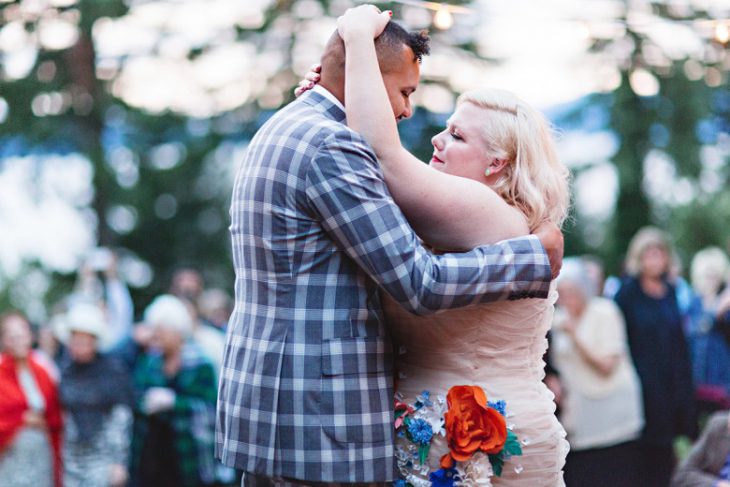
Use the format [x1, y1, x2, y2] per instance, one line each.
[337, 4, 391, 43]
[294, 64, 321, 97]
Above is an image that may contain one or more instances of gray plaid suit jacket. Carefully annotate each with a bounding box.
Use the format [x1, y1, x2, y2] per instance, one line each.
[216, 89, 552, 483]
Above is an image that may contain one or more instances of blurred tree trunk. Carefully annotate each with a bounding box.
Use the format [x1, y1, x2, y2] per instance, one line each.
[608, 74, 653, 269]
[66, 29, 112, 245]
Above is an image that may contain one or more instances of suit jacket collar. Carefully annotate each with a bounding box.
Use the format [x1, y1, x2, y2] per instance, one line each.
[299, 89, 346, 124]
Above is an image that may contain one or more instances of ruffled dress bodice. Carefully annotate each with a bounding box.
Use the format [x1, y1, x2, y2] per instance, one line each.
[386, 285, 568, 486]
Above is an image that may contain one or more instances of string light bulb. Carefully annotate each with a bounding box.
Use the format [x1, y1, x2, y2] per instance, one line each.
[715, 22, 729, 43]
[433, 4, 454, 30]
[577, 22, 592, 42]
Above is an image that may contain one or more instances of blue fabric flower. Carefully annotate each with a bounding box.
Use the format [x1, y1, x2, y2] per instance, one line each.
[488, 399, 507, 416]
[429, 467, 459, 487]
[416, 390, 433, 408]
[407, 418, 433, 445]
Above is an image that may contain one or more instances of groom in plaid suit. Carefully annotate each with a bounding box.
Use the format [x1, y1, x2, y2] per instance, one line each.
[217, 21, 561, 486]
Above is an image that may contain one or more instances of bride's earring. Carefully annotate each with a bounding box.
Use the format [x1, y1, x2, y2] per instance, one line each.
[484, 167, 492, 177]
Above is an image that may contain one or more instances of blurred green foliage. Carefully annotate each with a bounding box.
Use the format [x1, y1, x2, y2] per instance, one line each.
[0, 0, 728, 318]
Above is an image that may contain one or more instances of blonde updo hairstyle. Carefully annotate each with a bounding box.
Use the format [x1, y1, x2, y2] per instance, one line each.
[456, 88, 570, 230]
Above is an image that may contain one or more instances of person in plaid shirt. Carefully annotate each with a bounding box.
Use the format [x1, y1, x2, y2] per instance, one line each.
[216, 10, 564, 486]
[131, 295, 218, 487]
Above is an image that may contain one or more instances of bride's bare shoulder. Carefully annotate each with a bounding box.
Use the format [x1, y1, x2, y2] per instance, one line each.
[476, 203, 529, 245]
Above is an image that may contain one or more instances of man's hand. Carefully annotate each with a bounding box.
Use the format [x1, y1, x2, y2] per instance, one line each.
[534, 221, 564, 280]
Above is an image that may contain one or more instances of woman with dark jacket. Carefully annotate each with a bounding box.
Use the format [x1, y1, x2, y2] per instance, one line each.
[615, 227, 698, 486]
[59, 303, 133, 487]
[0, 312, 63, 487]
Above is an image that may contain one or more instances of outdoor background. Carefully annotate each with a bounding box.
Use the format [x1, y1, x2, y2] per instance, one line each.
[0, 0, 728, 319]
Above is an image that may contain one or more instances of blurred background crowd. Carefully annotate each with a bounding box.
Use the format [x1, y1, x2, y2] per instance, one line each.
[0, 256, 236, 487]
[1, 0, 729, 486]
[4, 230, 730, 486]
[547, 227, 730, 486]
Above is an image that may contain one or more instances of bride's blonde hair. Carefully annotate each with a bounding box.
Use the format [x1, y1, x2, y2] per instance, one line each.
[457, 88, 570, 229]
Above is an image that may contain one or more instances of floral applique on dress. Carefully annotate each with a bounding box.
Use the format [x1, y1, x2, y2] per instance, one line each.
[395, 386, 523, 487]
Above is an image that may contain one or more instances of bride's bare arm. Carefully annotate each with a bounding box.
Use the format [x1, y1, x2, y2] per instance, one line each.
[338, 9, 528, 250]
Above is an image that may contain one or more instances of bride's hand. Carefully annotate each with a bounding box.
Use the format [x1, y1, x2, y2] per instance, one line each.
[294, 64, 321, 97]
[337, 4, 391, 43]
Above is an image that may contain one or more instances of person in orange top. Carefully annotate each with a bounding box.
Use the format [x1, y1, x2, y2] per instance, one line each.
[0, 311, 63, 487]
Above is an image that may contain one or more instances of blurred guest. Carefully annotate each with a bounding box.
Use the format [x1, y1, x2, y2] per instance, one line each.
[36, 321, 62, 380]
[0, 312, 62, 487]
[603, 274, 623, 300]
[198, 288, 232, 331]
[716, 286, 730, 343]
[169, 267, 205, 303]
[602, 257, 627, 300]
[615, 226, 698, 486]
[111, 322, 155, 374]
[671, 254, 695, 323]
[180, 297, 237, 486]
[671, 411, 730, 487]
[686, 247, 730, 411]
[59, 303, 133, 487]
[72, 248, 134, 352]
[130, 295, 217, 487]
[180, 297, 225, 379]
[580, 254, 606, 298]
[552, 259, 644, 486]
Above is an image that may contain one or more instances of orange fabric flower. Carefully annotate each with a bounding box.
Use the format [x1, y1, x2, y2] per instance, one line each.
[440, 385, 507, 468]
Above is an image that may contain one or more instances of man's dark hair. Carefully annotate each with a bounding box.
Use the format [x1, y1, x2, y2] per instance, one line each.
[376, 21, 430, 64]
[321, 21, 430, 78]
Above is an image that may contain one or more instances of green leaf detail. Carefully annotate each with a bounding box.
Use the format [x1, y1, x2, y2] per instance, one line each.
[488, 430, 523, 477]
[502, 430, 523, 457]
[488, 454, 504, 477]
[418, 443, 430, 465]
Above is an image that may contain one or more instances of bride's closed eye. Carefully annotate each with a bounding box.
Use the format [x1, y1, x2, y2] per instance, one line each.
[450, 131, 463, 141]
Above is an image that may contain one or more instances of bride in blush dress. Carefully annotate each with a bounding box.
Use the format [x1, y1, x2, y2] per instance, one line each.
[331, 6, 571, 486]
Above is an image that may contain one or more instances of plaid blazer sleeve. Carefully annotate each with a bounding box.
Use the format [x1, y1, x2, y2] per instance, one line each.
[305, 128, 552, 315]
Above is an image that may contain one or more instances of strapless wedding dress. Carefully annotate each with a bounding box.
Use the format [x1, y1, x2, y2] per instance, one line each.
[386, 284, 568, 486]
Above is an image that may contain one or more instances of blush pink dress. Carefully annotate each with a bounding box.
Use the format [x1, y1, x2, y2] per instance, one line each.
[386, 284, 568, 486]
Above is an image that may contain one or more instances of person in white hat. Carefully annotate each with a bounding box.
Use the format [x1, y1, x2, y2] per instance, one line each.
[63, 302, 108, 354]
[59, 302, 133, 487]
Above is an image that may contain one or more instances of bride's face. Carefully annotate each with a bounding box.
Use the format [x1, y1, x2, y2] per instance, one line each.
[430, 102, 492, 184]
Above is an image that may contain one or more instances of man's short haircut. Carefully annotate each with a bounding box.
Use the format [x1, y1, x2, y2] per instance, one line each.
[376, 21, 430, 64]
[322, 21, 430, 77]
